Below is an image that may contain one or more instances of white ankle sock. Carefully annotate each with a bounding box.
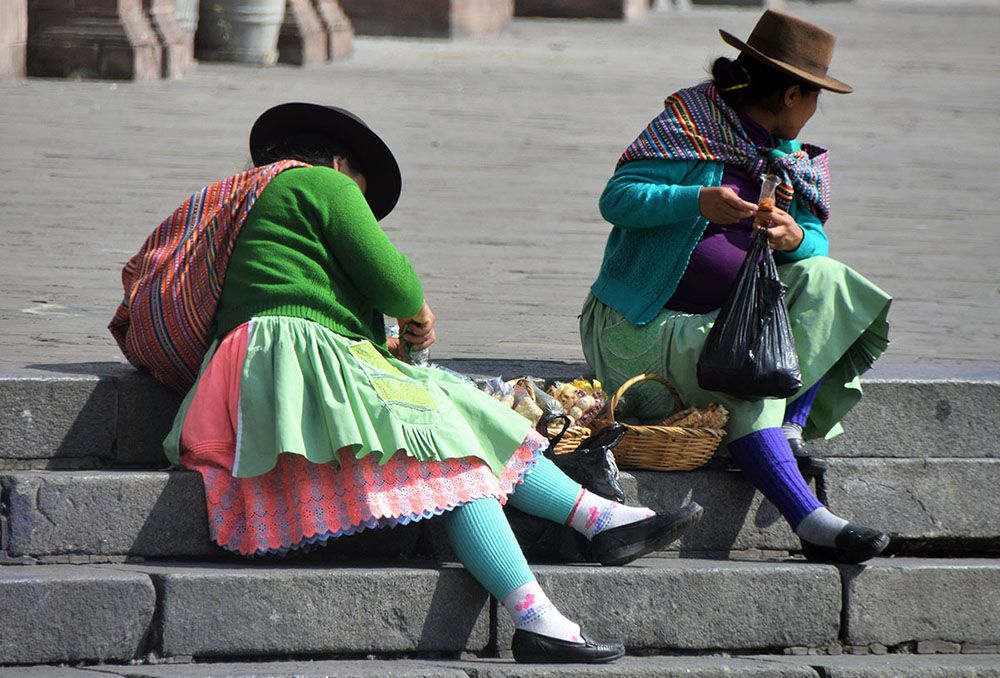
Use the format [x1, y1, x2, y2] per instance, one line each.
[567, 489, 655, 541]
[502, 582, 581, 642]
[782, 422, 804, 442]
[795, 507, 849, 547]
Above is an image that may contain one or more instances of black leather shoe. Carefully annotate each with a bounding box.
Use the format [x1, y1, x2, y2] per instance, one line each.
[801, 523, 890, 564]
[788, 437, 828, 477]
[591, 502, 703, 566]
[511, 628, 625, 664]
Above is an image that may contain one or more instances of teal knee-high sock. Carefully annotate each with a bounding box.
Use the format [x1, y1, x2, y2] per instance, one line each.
[442, 496, 535, 599]
[444, 497, 583, 642]
[505, 455, 583, 524]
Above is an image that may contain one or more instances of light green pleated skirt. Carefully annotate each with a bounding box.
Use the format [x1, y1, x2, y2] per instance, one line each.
[579, 256, 891, 442]
[165, 316, 532, 479]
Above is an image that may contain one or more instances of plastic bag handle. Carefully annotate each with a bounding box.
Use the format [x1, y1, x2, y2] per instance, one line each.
[537, 412, 572, 449]
[607, 374, 683, 423]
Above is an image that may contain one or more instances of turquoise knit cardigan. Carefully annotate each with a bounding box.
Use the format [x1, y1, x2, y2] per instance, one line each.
[590, 141, 829, 326]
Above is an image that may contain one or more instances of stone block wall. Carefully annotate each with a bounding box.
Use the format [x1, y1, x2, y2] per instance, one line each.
[515, 0, 647, 21]
[340, 0, 512, 38]
[27, 0, 162, 79]
[0, 0, 28, 78]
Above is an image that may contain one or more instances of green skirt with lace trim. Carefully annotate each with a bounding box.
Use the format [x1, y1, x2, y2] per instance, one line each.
[579, 256, 891, 442]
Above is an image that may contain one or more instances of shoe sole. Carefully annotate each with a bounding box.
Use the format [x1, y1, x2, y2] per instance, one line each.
[513, 647, 626, 664]
[803, 533, 891, 564]
[598, 503, 704, 567]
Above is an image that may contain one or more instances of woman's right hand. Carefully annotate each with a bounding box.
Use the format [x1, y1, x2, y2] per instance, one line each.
[397, 301, 436, 351]
[698, 187, 757, 224]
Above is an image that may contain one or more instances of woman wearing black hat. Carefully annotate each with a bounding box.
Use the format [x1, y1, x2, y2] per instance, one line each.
[116, 102, 708, 664]
[580, 10, 892, 564]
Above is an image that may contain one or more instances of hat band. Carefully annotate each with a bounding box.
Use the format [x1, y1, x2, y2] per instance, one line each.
[747, 37, 831, 78]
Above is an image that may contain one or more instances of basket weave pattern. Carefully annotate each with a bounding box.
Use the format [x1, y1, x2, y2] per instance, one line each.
[598, 374, 726, 472]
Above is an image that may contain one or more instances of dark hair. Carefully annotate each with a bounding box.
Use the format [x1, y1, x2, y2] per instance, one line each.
[255, 132, 365, 174]
[711, 54, 820, 110]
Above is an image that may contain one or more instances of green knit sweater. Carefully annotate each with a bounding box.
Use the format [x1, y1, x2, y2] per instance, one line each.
[215, 166, 424, 350]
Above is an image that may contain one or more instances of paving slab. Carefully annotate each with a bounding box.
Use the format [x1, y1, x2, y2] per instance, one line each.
[766, 653, 1000, 677]
[129, 562, 492, 658]
[494, 558, 842, 651]
[0, 565, 155, 665]
[0, 376, 116, 464]
[0, 669, 124, 678]
[0, 2, 998, 374]
[92, 660, 468, 677]
[822, 458, 1000, 541]
[0, 469, 440, 559]
[0, 470, 214, 557]
[812, 379, 1000, 459]
[840, 557, 1000, 647]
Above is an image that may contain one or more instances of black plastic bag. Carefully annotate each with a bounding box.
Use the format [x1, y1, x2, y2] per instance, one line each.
[697, 228, 802, 400]
[504, 419, 627, 562]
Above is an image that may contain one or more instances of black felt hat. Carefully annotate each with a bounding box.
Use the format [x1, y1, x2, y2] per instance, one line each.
[249, 103, 402, 220]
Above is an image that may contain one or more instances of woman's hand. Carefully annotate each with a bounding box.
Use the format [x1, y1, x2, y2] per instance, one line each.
[397, 301, 436, 352]
[698, 186, 757, 224]
[753, 205, 804, 252]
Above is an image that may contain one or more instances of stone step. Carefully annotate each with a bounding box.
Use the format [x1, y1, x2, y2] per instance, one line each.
[2, 558, 999, 666]
[1, 363, 997, 472]
[6, 654, 1000, 677]
[4, 458, 998, 561]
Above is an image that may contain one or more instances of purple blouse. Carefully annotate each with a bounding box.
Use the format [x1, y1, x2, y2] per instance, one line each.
[664, 111, 771, 313]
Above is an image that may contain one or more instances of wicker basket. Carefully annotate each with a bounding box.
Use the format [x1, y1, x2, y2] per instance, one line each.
[601, 374, 726, 472]
[539, 413, 592, 455]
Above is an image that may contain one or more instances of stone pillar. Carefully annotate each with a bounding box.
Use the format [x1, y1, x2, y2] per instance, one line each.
[310, 0, 353, 60]
[143, 0, 193, 78]
[0, 0, 28, 78]
[278, 0, 328, 65]
[515, 0, 646, 20]
[27, 0, 162, 80]
[339, 0, 512, 39]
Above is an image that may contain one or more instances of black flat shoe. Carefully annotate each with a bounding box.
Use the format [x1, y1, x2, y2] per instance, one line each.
[591, 502, 703, 566]
[511, 628, 625, 664]
[801, 523, 890, 564]
[788, 437, 828, 477]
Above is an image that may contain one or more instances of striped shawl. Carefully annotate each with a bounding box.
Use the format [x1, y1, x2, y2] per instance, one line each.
[618, 82, 832, 222]
[109, 160, 308, 393]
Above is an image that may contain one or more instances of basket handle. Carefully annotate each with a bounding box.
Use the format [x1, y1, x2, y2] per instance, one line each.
[607, 373, 682, 423]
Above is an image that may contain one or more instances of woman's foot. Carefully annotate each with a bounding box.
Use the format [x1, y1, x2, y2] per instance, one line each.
[590, 502, 704, 566]
[801, 523, 890, 564]
[511, 628, 625, 664]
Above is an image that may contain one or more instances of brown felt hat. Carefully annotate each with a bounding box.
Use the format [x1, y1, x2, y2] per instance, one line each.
[250, 103, 402, 220]
[719, 9, 853, 94]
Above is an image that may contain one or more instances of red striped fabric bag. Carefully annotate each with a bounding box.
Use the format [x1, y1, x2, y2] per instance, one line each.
[109, 160, 308, 393]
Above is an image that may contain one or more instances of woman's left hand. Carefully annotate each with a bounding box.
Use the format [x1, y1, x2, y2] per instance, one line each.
[753, 206, 804, 252]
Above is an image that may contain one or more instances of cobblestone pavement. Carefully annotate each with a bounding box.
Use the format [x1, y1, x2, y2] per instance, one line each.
[1, 0, 998, 377]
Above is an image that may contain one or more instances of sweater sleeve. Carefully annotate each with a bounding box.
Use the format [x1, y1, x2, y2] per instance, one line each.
[305, 168, 424, 319]
[775, 198, 829, 263]
[598, 159, 705, 230]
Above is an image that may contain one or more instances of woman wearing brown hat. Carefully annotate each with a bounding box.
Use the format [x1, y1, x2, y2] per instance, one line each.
[580, 10, 892, 564]
[113, 103, 707, 664]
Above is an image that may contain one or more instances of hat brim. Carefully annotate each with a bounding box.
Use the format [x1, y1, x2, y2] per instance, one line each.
[250, 103, 402, 221]
[719, 29, 853, 94]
